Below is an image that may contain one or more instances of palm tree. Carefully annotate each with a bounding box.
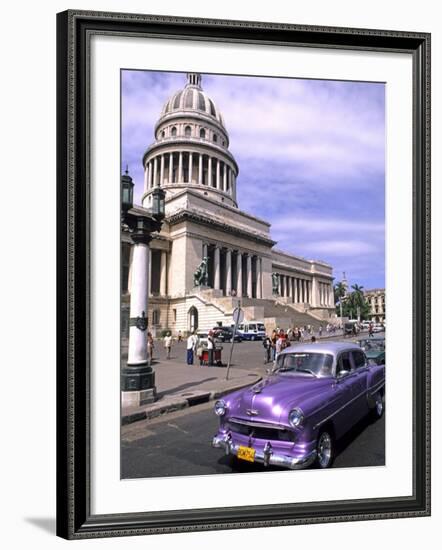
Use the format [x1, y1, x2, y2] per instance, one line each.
[350, 284, 365, 321]
[334, 282, 347, 304]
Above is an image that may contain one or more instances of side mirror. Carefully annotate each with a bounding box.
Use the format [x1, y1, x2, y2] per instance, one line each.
[337, 370, 350, 380]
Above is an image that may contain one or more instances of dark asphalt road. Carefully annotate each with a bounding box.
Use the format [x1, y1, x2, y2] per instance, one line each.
[121, 401, 385, 479]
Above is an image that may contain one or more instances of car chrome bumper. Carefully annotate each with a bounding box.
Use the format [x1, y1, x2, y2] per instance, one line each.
[212, 433, 317, 470]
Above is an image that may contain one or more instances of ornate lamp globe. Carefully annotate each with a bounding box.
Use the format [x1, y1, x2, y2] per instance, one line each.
[121, 167, 134, 212]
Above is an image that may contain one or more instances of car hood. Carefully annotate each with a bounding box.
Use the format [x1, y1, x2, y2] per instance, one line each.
[226, 374, 332, 425]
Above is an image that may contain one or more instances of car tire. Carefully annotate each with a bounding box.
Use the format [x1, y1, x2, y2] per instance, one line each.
[372, 391, 384, 419]
[316, 430, 334, 469]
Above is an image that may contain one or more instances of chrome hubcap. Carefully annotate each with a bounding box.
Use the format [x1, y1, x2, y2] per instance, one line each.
[318, 432, 332, 467]
[375, 394, 383, 416]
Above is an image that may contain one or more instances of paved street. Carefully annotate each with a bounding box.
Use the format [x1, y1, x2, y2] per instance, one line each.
[121, 399, 385, 478]
[122, 334, 385, 478]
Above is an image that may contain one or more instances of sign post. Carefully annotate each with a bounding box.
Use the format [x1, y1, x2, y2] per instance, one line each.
[226, 305, 243, 380]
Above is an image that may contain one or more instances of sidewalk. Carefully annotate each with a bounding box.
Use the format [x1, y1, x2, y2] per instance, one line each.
[122, 346, 262, 425]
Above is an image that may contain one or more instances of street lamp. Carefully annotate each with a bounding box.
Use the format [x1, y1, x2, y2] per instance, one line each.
[121, 167, 134, 213]
[121, 170, 166, 407]
[151, 186, 165, 219]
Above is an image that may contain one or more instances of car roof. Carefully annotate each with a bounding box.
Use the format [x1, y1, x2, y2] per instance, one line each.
[279, 341, 361, 356]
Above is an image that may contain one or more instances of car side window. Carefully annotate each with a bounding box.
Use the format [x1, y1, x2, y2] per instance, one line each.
[352, 350, 366, 369]
[336, 352, 352, 376]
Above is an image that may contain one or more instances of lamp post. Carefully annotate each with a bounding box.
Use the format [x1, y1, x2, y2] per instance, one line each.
[121, 169, 165, 407]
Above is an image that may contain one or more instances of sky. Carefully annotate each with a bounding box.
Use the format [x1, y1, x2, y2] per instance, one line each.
[121, 70, 385, 290]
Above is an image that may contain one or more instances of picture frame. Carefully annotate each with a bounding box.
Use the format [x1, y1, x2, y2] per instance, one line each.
[56, 9, 431, 539]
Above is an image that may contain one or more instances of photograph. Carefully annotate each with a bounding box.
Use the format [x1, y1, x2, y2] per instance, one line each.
[120, 69, 386, 479]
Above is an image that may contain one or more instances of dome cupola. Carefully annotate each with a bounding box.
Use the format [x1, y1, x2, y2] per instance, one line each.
[142, 72, 239, 209]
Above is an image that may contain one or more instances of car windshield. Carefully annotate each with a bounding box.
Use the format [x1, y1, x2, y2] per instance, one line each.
[257, 324, 265, 331]
[359, 339, 385, 351]
[274, 352, 334, 377]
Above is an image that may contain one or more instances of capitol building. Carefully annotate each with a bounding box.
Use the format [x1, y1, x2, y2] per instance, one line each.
[122, 73, 336, 335]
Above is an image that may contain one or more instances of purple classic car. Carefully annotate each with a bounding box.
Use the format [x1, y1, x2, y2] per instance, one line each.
[212, 342, 385, 469]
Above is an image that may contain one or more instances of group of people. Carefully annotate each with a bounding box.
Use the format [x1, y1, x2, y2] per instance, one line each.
[185, 331, 216, 366]
[146, 330, 218, 367]
[262, 326, 322, 364]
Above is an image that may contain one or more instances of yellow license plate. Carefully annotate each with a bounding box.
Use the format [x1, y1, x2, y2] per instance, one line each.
[237, 446, 255, 462]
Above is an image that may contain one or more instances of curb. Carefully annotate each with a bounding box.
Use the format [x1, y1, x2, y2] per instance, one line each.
[122, 373, 262, 426]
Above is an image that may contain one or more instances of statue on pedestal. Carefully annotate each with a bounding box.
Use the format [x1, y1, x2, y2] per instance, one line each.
[194, 257, 209, 287]
[272, 272, 279, 295]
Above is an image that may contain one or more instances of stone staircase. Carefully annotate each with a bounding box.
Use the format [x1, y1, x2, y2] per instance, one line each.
[240, 298, 326, 331]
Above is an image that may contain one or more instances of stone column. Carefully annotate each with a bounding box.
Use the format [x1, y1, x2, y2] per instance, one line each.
[225, 249, 232, 296]
[214, 246, 220, 290]
[198, 154, 203, 184]
[311, 277, 319, 307]
[147, 248, 152, 296]
[153, 157, 158, 187]
[223, 163, 227, 192]
[143, 164, 149, 192]
[329, 284, 334, 307]
[169, 153, 173, 183]
[216, 158, 221, 190]
[189, 152, 193, 183]
[202, 242, 208, 260]
[246, 255, 252, 297]
[178, 152, 183, 182]
[300, 279, 304, 303]
[208, 156, 213, 187]
[127, 240, 149, 365]
[160, 154, 165, 185]
[160, 251, 167, 295]
[257, 257, 262, 299]
[237, 252, 243, 297]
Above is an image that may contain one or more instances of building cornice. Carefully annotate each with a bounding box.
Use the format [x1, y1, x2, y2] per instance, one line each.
[166, 209, 276, 247]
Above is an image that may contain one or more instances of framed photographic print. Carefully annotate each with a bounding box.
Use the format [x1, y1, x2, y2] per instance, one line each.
[56, 10, 431, 539]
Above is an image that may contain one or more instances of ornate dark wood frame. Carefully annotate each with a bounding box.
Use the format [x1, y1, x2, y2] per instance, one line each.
[56, 9, 431, 539]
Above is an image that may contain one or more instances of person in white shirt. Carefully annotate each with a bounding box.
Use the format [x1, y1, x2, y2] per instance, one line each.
[163, 332, 172, 359]
[186, 332, 197, 365]
[207, 331, 215, 366]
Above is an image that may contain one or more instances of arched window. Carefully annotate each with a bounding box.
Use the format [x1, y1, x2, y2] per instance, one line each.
[185, 125, 192, 137]
[171, 126, 177, 137]
[213, 134, 218, 143]
[199, 128, 206, 139]
[188, 306, 199, 332]
[161, 130, 165, 138]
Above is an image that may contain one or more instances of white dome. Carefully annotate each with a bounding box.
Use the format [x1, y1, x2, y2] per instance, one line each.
[160, 73, 225, 128]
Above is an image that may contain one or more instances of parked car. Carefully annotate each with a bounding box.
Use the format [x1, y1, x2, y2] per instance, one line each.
[212, 342, 385, 470]
[372, 323, 385, 333]
[357, 337, 386, 365]
[237, 322, 266, 341]
[213, 326, 242, 343]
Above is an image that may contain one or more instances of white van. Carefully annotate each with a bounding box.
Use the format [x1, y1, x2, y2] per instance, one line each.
[236, 321, 266, 341]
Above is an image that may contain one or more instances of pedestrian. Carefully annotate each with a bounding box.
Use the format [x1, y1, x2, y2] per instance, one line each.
[186, 331, 196, 365]
[207, 330, 215, 366]
[368, 322, 374, 338]
[163, 331, 172, 359]
[270, 329, 278, 361]
[178, 330, 182, 342]
[262, 335, 272, 363]
[274, 332, 285, 364]
[311, 335, 317, 343]
[147, 332, 154, 365]
[318, 325, 323, 338]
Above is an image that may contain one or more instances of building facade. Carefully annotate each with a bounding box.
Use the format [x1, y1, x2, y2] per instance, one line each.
[122, 73, 335, 335]
[364, 288, 386, 323]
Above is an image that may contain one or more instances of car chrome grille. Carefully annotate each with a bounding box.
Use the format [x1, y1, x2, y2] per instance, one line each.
[227, 419, 295, 442]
